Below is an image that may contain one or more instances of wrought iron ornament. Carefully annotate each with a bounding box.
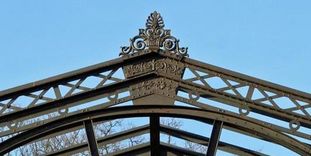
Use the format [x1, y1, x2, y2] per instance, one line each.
[120, 11, 188, 57]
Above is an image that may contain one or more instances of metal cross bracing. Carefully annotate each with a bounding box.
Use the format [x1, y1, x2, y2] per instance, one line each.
[0, 11, 310, 156]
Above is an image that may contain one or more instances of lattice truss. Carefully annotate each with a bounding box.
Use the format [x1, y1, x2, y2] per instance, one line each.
[0, 12, 310, 156]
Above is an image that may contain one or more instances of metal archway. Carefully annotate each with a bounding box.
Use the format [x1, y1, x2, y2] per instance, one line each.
[1, 105, 309, 155]
[0, 11, 310, 156]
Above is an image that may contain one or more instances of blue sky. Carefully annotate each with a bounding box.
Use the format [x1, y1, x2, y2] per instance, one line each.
[0, 1, 310, 155]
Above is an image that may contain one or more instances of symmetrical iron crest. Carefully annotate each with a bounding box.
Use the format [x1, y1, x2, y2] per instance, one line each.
[120, 11, 188, 57]
[0, 11, 311, 156]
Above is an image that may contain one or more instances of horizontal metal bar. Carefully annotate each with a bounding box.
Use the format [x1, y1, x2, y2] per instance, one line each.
[160, 142, 205, 156]
[106, 142, 150, 156]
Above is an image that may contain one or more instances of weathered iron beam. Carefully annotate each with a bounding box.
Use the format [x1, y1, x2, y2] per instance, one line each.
[206, 120, 223, 156]
[49, 123, 266, 156]
[183, 57, 311, 100]
[84, 120, 99, 156]
[0, 73, 159, 124]
[176, 76, 311, 129]
[150, 115, 160, 156]
[0, 105, 308, 155]
[0, 51, 160, 99]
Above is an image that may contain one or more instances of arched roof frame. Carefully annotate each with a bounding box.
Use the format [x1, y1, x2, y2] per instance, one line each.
[0, 11, 310, 156]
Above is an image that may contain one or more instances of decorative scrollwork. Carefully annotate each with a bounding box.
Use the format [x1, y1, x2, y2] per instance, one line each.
[130, 78, 178, 98]
[289, 120, 300, 131]
[123, 58, 185, 79]
[120, 11, 188, 57]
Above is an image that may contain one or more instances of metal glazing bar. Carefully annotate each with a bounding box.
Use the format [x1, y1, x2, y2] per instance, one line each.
[160, 125, 266, 156]
[47, 124, 149, 156]
[106, 143, 150, 156]
[84, 120, 99, 156]
[150, 115, 160, 156]
[161, 142, 205, 156]
[206, 120, 223, 156]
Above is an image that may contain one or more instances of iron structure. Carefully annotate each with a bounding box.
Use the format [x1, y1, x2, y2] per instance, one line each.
[0, 11, 310, 156]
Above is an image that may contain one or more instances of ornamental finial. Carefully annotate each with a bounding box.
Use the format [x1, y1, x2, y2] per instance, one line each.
[120, 11, 188, 57]
[146, 11, 164, 29]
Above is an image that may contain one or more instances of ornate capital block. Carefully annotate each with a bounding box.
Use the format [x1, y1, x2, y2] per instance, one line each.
[123, 57, 184, 105]
[120, 11, 187, 105]
[129, 78, 178, 105]
[130, 78, 178, 97]
[123, 58, 185, 79]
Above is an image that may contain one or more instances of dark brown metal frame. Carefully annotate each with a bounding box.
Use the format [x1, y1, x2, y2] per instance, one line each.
[0, 11, 310, 156]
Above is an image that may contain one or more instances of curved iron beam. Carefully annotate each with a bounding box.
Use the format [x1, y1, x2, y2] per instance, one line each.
[0, 88, 132, 137]
[180, 59, 311, 129]
[0, 105, 309, 155]
[1, 57, 310, 144]
[2, 74, 310, 142]
[174, 95, 311, 141]
[1, 52, 310, 129]
[178, 79, 311, 129]
[48, 123, 264, 156]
